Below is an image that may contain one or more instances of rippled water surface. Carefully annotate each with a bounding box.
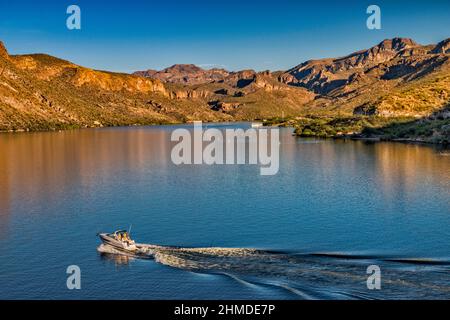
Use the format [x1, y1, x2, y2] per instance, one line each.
[0, 124, 449, 299]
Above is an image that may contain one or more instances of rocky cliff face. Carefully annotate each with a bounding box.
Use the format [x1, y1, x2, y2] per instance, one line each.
[70, 67, 168, 95]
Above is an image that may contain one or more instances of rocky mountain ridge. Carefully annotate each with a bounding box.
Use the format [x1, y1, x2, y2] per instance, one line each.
[1, 38, 449, 136]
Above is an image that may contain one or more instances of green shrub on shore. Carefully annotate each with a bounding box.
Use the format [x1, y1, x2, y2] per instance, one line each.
[265, 112, 449, 145]
[370, 117, 450, 144]
[291, 116, 406, 139]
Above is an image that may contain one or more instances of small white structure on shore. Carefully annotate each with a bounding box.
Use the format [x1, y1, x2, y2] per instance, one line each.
[251, 122, 263, 128]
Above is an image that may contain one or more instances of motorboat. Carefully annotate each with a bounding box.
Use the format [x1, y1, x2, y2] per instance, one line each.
[98, 230, 138, 253]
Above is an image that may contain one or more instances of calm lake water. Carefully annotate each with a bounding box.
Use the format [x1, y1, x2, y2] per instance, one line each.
[0, 123, 449, 300]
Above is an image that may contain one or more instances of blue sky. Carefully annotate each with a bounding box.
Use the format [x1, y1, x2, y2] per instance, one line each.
[0, 0, 449, 73]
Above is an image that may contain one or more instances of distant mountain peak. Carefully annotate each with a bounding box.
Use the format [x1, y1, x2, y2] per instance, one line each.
[134, 63, 230, 85]
[163, 64, 204, 73]
[376, 38, 418, 51]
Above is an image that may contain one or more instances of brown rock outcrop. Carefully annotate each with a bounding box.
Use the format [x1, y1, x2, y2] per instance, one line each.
[432, 39, 450, 54]
[0, 41, 8, 59]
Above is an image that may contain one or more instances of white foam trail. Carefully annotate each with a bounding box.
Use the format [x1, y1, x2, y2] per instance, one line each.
[98, 242, 450, 299]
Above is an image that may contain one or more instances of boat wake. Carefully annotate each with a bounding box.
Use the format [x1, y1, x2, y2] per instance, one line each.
[98, 244, 450, 299]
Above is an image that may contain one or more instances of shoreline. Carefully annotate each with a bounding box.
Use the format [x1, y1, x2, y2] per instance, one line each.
[0, 119, 252, 135]
[1, 120, 448, 149]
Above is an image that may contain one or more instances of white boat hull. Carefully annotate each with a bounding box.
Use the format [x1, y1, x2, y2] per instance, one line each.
[99, 233, 138, 253]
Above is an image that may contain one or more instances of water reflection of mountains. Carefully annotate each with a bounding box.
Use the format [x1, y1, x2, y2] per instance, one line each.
[1, 128, 448, 225]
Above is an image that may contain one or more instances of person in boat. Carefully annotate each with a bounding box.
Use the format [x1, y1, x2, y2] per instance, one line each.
[117, 232, 128, 242]
[114, 231, 131, 242]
